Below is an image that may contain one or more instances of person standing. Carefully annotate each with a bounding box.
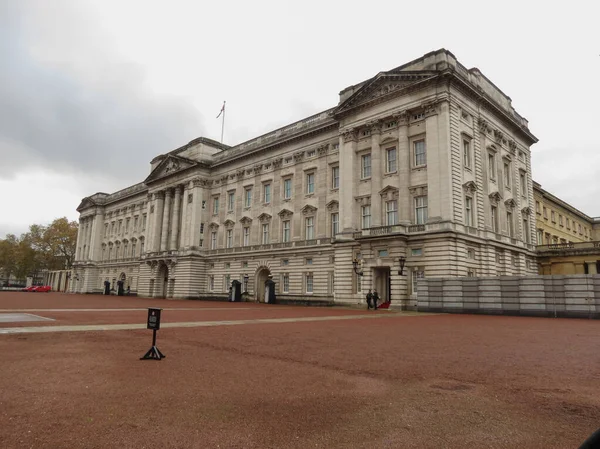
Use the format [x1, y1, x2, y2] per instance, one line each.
[366, 289, 373, 310]
[373, 289, 380, 310]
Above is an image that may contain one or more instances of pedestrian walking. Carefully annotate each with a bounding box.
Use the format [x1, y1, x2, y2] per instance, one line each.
[373, 289, 380, 310]
[366, 289, 373, 310]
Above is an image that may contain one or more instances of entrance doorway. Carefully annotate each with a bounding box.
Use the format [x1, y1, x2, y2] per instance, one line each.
[156, 264, 169, 299]
[372, 267, 391, 303]
[255, 267, 271, 302]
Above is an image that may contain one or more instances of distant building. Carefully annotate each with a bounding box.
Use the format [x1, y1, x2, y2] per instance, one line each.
[534, 182, 600, 274]
[72, 49, 538, 307]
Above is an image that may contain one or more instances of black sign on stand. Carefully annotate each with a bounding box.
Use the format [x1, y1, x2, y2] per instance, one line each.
[140, 308, 166, 360]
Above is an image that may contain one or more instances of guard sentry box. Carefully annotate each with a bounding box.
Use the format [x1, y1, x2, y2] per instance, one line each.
[147, 308, 162, 330]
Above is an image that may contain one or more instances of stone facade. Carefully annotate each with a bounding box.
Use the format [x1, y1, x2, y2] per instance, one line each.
[72, 49, 538, 307]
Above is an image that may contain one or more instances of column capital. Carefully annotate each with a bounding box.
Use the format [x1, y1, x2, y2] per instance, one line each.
[165, 188, 174, 198]
[154, 191, 165, 200]
[392, 110, 409, 125]
[341, 128, 358, 143]
[368, 120, 383, 135]
[174, 184, 184, 195]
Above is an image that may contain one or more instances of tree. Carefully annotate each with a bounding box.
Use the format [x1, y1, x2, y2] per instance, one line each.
[43, 218, 78, 269]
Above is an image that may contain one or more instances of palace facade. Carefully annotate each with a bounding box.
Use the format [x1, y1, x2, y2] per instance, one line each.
[72, 49, 539, 307]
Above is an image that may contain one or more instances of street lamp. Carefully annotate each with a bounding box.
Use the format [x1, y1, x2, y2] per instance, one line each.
[352, 258, 364, 276]
[398, 256, 406, 276]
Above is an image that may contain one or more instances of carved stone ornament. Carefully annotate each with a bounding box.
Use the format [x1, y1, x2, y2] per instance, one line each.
[408, 185, 428, 197]
[164, 160, 180, 173]
[253, 164, 263, 174]
[229, 173, 236, 180]
[489, 191, 502, 205]
[236, 169, 245, 179]
[478, 118, 489, 134]
[301, 204, 318, 215]
[326, 200, 339, 212]
[341, 128, 358, 143]
[150, 205, 155, 214]
[493, 129, 504, 143]
[380, 185, 400, 201]
[220, 175, 228, 183]
[192, 177, 206, 187]
[508, 140, 517, 154]
[208, 222, 220, 230]
[354, 195, 371, 206]
[154, 191, 165, 200]
[462, 181, 477, 194]
[368, 120, 383, 134]
[257, 213, 272, 222]
[223, 219, 235, 229]
[521, 206, 532, 215]
[422, 101, 438, 116]
[278, 209, 293, 219]
[272, 158, 283, 169]
[317, 145, 328, 156]
[393, 111, 409, 125]
[504, 198, 516, 209]
[293, 151, 305, 163]
[239, 216, 253, 225]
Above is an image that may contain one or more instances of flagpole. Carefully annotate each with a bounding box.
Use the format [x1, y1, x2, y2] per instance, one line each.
[220, 101, 226, 144]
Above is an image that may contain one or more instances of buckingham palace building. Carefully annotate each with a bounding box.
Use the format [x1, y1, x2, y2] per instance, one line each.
[71, 49, 538, 308]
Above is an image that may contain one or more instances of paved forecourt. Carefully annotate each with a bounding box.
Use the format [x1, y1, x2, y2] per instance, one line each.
[1, 292, 599, 449]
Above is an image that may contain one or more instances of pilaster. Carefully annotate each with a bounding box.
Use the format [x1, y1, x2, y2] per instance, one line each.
[370, 121, 382, 227]
[170, 186, 182, 250]
[396, 112, 410, 224]
[339, 129, 357, 232]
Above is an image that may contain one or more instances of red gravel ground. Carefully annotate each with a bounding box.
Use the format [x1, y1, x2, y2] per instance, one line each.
[1, 292, 599, 448]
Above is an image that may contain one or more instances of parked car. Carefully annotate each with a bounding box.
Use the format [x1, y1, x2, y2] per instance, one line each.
[21, 286, 37, 292]
[32, 285, 51, 292]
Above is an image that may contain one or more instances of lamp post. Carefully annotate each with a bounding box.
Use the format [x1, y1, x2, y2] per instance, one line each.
[352, 258, 364, 276]
[398, 256, 406, 276]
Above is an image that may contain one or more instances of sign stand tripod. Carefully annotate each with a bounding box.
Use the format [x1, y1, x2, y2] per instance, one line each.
[140, 308, 166, 360]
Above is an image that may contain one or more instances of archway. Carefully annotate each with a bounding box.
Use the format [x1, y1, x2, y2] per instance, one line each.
[156, 264, 169, 299]
[255, 267, 271, 303]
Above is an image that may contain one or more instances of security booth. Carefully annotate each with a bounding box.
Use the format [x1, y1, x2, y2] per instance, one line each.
[264, 278, 276, 304]
[230, 280, 242, 302]
[116, 280, 124, 296]
[103, 280, 111, 295]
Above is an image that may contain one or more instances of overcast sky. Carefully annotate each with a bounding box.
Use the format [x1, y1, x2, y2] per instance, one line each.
[1, 0, 598, 238]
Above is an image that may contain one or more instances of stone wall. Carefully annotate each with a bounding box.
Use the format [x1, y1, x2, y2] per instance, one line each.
[417, 275, 600, 318]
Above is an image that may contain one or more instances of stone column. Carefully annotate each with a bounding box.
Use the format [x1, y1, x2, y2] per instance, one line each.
[339, 129, 357, 232]
[89, 210, 104, 262]
[396, 112, 410, 224]
[170, 186, 182, 250]
[370, 121, 382, 227]
[188, 178, 205, 249]
[586, 261, 598, 275]
[160, 189, 172, 251]
[153, 191, 165, 253]
[75, 218, 83, 261]
[180, 184, 189, 249]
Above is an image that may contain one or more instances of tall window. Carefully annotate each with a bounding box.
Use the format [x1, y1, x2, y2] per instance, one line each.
[523, 218, 530, 243]
[228, 192, 235, 212]
[262, 223, 270, 244]
[415, 196, 428, 225]
[224, 275, 230, 293]
[140, 239, 145, 254]
[331, 213, 339, 236]
[491, 206, 498, 232]
[211, 231, 217, 249]
[414, 140, 426, 166]
[213, 197, 219, 214]
[134, 216, 139, 231]
[386, 147, 397, 172]
[104, 223, 108, 237]
[243, 227, 250, 246]
[131, 240, 136, 257]
[488, 153, 496, 180]
[306, 173, 315, 194]
[463, 139, 471, 169]
[102, 245, 106, 261]
[282, 220, 291, 242]
[244, 188, 252, 208]
[520, 172, 526, 196]
[125, 218, 130, 233]
[209, 275, 214, 291]
[142, 214, 147, 230]
[559, 215, 563, 226]
[506, 211, 513, 237]
[386, 200, 398, 226]
[361, 205, 371, 229]
[305, 217, 314, 240]
[118, 220, 122, 234]
[537, 229, 543, 244]
[124, 242, 129, 257]
[551, 211, 556, 223]
[263, 183, 271, 204]
[284, 178, 292, 199]
[331, 166, 339, 189]
[465, 196, 473, 227]
[282, 274, 289, 293]
[361, 154, 371, 178]
[411, 268, 425, 296]
[226, 229, 233, 248]
[306, 273, 313, 293]
[504, 161, 511, 188]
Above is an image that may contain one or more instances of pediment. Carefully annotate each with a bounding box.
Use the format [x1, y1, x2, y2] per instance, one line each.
[379, 185, 398, 196]
[326, 200, 339, 211]
[489, 191, 502, 204]
[257, 213, 272, 222]
[335, 71, 437, 116]
[278, 208, 293, 218]
[239, 216, 253, 225]
[521, 206, 532, 215]
[301, 204, 318, 215]
[76, 197, 96, 212]
[462, 181, 477, 193]
[208, 222, 220, 230]
[144, 155, 197, 184]
[504, 198, 516, 208]
[223, 219, 235, 228]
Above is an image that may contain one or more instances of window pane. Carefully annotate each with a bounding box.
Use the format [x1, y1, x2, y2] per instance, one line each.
[386, 148, 397, 172]
[361, 154, 371, 178]
[414, 140, 426, 166]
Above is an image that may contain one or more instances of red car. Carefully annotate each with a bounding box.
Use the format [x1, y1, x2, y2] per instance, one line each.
[21, 286, 37, 292]
[32, 285, 51, 293]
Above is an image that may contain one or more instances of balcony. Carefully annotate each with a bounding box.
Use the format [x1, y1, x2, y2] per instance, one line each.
[202, 238, 331, 255]
[537, 241, 600, 255]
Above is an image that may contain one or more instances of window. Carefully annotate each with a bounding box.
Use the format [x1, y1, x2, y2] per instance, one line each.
[140, 239, 145, 254]
[465, 196, 474, 227]
[306, 258, 313, 265]
[491, 206, 498, 232]
[412, 248, 423, 256]
[414, 140, 426, 166]
[467, 270, 475, 277]
[537, 229, 543, 244]
[228, 192, 235, 212]
[118, 220, 122, 234]
[243, 227, 250, 246]
[503, 161, 511, 188]
[506, 211, 513, 237]
[361, 154, 372, 178]
[543, 207, 548, 219]
[306, 273, 313, 293]
[226, 229, 233, 248]
[213, 197, 219, 215]
[331, 213, 339, 236]
[467, 249, 475, 259]
[224, 275, 231, 292]
[243, 275, 248, 292]
[411, 268, 425, 296]
[305, 216, 314, 240]
[559, 215, 563, 226]
[536, 201, 541, 214]
[225, 262, 230, 269]
[284, 178, 292, 199]
[463, 140, 471, 169]
[378, 249, 389, 257]
[523, 218, 530, 243]
[281, 220, 291, 243]
[551, 211, 556, 223]
[579, 224, 582, 234]
[386, 200, 398, 226]
[282, 274, 289, 293]
[131, 241, 136, 257]
[134, 216, 139, 231]
[307, 150, 316, 157]
[282, 259, 289, 266]
[361, 205, 371, 229]
[209, 275, 214, 291]
[202, 200, 206, 209]
[263, 183, 271, 204]
[386, 147, 397, 172]
[104, 223, 108, 237]
[520, 172, 526, 196]
[566, 218, 571, 230]
[488, 153, 496, 180]
[262, 223, 270, 244]
[200, 223, 205, 234]
[331, 166, 339, 189]
[244, 188, 252, 208]
[306, 173, 315, 194]
[125, 218, 130, 233]
[211, 231, 217, 249]
[142, 214, 146, 230]
[415, 196, 428, 225]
